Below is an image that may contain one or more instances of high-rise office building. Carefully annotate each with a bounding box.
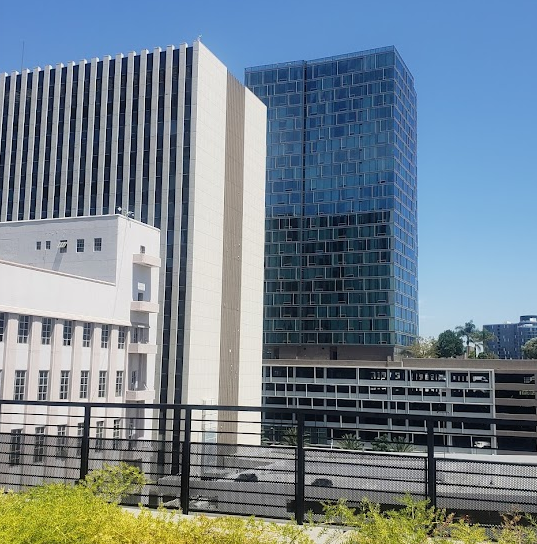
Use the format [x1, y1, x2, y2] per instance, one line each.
[0, 41, 267, 408]
[246, 46, 418, 363]
[485, 315, 537, 359]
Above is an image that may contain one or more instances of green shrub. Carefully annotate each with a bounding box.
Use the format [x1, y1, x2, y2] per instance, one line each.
[81, 461, 148, 503]
[494, 513, 537, 544]
[324, 495, 443, 544]
[0, 483, 313, 544]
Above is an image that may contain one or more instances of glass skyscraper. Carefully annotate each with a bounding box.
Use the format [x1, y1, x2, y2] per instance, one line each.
[246, 46, 418, 360]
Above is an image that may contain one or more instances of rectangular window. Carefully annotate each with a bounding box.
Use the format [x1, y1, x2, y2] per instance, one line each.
[45, 240, 51, 250]
[41, 318, 53, 345]
[38, 370, 49, 401]
[36, 241, 41, 250]
[94, 238, 102, 252]
[34, 427, 46, 462]
[83, 323, 92, 347]
[118, 326, 126, 349]
[57, 425, 67, 457]
[17, 315, 30, 343]
[101, 325, 109, 348]
[115, 371, 124, 396]
[98, 371, 107, 398]
[113, 419, 120, 450]
[76, 239, 85, 252]
[79, 371, 89, 399]
[9, 429, 22, 465]
[63, 320, 73, 346]
[0, 313, 4, 342]
[59, 240, 68, 253]
[59, 371, 70, 400]
[95, 421, 104, 451]
[14, 370, 26, 400]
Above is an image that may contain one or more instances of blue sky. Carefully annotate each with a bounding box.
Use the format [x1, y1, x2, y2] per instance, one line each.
[1, 0, 536, 337]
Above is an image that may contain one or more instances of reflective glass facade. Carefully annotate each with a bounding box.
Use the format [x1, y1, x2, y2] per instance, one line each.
[246, 46, 418, 356]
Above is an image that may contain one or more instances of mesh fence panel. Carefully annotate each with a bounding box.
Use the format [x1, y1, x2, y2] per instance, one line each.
[304, 448, 427, 519]
[437, 457, 537, 514]
[1, 402, 537, 521]
[188, 442, 296, 519]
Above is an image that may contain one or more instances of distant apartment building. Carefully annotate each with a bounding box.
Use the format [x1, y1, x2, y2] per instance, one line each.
[0, 214, 160, 447]
[0, 40, 266, 409]
[263, 358, 537, 453]
[485, 315, 537, 359]
[246, 46, 418, 364]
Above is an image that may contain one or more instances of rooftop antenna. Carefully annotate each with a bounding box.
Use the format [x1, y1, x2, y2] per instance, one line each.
[197, 35, 202, 42]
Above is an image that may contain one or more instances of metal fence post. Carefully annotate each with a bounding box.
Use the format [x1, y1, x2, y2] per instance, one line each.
[171, 406, 181, 475]
[79, 404, 92, 481]
[426, 419, 437, 507]
[295, 412, 306, 525]
[180, 407, 192, 514]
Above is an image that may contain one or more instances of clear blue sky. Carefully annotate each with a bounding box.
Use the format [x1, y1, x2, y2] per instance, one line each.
[1, 0, 536, 338]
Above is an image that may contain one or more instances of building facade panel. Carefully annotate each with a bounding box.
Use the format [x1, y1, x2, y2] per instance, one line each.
[0, 215, 160, 444]
[0, 42, 266, 406]
[246, 47, 418, 360]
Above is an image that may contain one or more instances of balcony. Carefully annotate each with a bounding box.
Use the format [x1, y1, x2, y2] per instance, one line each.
[133, 253, 161, 268]
[130, 301, 159, 313]
[125, 388, 155, 402]
[128, 343, 158, 355]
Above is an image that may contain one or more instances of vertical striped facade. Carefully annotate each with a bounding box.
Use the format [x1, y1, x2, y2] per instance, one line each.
[0, 41, 267, 408]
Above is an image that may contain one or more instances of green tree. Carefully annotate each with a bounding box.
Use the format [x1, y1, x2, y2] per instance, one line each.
[436, 330, 464, 358]
[401, 337, 437, 358]
[372, 434, 391, 451]
[477, 351, 495, 359]
[81, 462, 148, 503]
[523, 337, 537, 359]
[337, 433, 364, 451]
[473, 327, 496, 357]
[390, 437, 414, 452]
[281, 427, 310, 446]
[455, 320, 477, 356]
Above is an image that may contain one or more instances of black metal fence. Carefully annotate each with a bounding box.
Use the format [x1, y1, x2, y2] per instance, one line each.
[0, 399, 536, 524]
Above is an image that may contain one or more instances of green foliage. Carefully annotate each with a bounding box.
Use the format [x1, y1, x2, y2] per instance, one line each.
[337, 433, 364, 451]
[455, 320, 478, 351]
[493, 513, 537, 544]
[402, 336, 438, 358]
[81, 461, 149, 503]
[478, 351, 496, 359]
[371, 433, 391, 451]
[371, 434, 414, 452]
[0, 484, 123, 544]
[442, 517, 489, 544]
[324, 495, 443, 544]
[0, 483, 314, 544]
[281, 427, 310, 446]
[523, 337, 537, 359]
[436, 329, 464, 357]
[390, 436, 414, 452]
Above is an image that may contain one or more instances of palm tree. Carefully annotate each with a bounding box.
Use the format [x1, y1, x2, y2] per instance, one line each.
[337, 433, 364, 451]
[391, 437, 414, 452]
[281, 427, 310, 446]
[473, 328, 496, 357]
[455, 321, 477, 357]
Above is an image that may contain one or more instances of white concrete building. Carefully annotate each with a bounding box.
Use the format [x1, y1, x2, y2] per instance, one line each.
[0, 214, 160, 446]
[0, 40, 266, 414]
